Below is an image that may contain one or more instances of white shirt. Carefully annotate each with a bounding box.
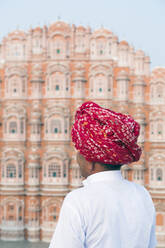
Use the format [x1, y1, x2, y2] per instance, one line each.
[49, 170, 157, 248]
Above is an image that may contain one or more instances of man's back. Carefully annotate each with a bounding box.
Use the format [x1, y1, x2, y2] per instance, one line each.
[49, 171, 157, 248]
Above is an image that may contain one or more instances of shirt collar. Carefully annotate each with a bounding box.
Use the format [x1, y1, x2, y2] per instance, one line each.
[82, 170, 123, 186]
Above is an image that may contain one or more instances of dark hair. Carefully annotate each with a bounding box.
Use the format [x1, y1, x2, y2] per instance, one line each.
[92, 162, 123, 171]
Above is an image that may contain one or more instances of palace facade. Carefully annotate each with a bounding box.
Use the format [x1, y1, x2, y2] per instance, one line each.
[0, 21, 164, 247]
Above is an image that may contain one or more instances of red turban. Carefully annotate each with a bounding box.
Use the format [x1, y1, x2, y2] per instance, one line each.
[71, 101, 142, 165]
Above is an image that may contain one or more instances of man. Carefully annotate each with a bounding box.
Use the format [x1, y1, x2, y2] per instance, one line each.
[49, 101, 157, 248]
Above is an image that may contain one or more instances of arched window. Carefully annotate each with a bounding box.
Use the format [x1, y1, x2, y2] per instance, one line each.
[32, 38, 42, 54]
[151, 168, 154, 180]
[90, 77, 94, 93]
[157, 123, 163, 138]
[47, 72, 65, 95]
[133, 170, 144, 181]
[6, 164, 16, 178]
[75, 35, 85, 53]
[48, 163, 61, 178]
[9, 121, 17, 133]
[18, 163, 22, 178]
[156, 168, 163, 181]
[95, 74, 106, 95]
[20, 120, 24, 134]
[11, 77, 18, 95]
[150, 122, 154, 136]
[150, 83, 165, 104]
[96, 39, 106, 56]
[51, 119, 61, 133]
[50, 38, 65, 58]
[7, 75, 26, 97]
[66, 76, 69, 91]
[150, 119, 164, 141]
[157, 85, 163, 99]
[2, 165, 4, 177]
[52, 206, 57, 220]
[10, 42, 23, 58]
[151, 85, 154, 99]
[63, 162, 67, 178]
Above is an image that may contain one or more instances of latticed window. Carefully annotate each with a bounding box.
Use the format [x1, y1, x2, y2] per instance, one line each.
[96, 75, 105, 94]
[134, 170, 143, 180]
[51, 119, 61, 134]
[9, 121, 17, 133]
[55, 85, 59, 90]
[11, 43, 23, 57]
[151, 168, 154, 180]
[51, 40, 63, 58]
[22, 79, 26, 93]
[44, 165, 47, 177]
[63, 163, 67, 178]
[52, 206, 57, 220]
[48, 163, 61, 177]
[9, 205, 14, 211]
[19, 216, 22, 221]
[18, 163, 22, 178]
[66, 77, 69, 91]
[90, 78, 94, 92]
[157, 123, 163, 136]
[75, 167, 81, 179]
[6, 164, 16, 178]
[20, 120, 24, 134]
[2, 165, 4, 177]
[45, 121, 48, 133]
[156, 168, 163, 181]
[157, 85, 163, 98]
[97, 39, 105, 56]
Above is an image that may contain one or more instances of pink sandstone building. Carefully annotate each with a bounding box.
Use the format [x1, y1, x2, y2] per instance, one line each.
[0, 21, 164, 247]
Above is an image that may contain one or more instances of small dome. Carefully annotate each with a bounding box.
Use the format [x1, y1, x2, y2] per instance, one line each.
[33, 26, 42, 33]
[76, 26, 86, 32]
[93, 27, 113, 36]
[48, 21, 70, 32]
[119, 40, 129, 46]
[7, 30, 26, 40]
[135, 50, 145, 57]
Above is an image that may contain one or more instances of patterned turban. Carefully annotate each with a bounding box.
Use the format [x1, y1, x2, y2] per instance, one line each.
[71, 101, 142, 165]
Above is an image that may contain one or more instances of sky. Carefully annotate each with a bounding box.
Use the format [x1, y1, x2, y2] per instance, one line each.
[0, 0, 164, 69]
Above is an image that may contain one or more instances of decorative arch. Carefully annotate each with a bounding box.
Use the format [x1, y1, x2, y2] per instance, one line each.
[5, 31, 26, 61]
[90, 29, 112, 59]
[44, 104, 70, 140]
[5, 66, 27, 98]
[42, 147, 70, 185]
[46, 64, 70, 97]
[1, 148, 25, 185]
[48, 22, 71, 59]
[3, 105, 26, 140]
[0, 197, 24, 224]
[149, 153, 165, 188]
[89, 64, 113, 99]
[149, 111, 165, 141]
[150, 80, 165, 104]
[41, 198, 63, 232]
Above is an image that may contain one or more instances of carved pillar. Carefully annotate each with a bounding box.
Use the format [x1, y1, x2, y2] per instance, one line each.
[30, 64, 44, 99]
[72, 63, 87, 99]
[132, 76, 146, 104]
